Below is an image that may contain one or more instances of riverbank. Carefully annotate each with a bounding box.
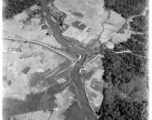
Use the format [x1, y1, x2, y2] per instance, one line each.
[41, 0, 97, 120]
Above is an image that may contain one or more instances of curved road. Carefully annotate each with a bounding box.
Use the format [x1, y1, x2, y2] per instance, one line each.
[3, 38, 77, 62]
[41, 0, 97, 120]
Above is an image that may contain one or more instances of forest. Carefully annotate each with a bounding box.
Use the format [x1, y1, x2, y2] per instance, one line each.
[118, 34, 147, 56]
[104, 0, 147, 18]
[97, 96, 148, 120]
[3, 0, 40, 19]
[130, 11, 148, 33]
[99, 13, 148, 118]
[102, 49, 147, 85]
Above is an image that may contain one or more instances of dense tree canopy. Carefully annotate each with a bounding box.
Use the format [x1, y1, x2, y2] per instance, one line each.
[102, 49, 147, 85]
[104, 0, 147, 18]
[119, 34, 147, 56]
[97, 97, 148, 120]
[130, 12, 148, 33]
[99, 9, 148, 117]
[3, 0, 40, 19]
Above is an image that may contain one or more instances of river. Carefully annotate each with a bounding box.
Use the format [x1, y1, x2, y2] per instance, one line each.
[41, 0, 97, 120]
